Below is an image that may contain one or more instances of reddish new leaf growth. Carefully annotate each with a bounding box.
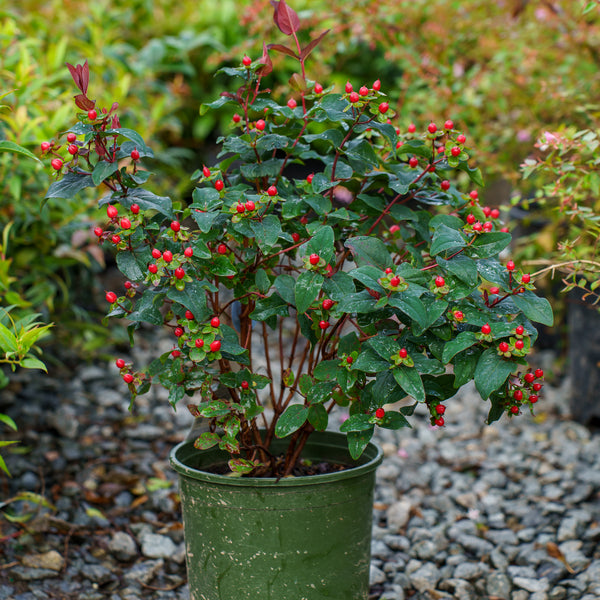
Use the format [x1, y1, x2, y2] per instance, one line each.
[66, 61, 89, 94]
[256, 42, 274, 77]
[300, 29, 330, 61]
[267, 43, 299, 59]
[270, 0, 300, 36]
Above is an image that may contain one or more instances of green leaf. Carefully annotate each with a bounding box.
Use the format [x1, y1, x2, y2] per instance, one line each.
[116, 251, 144, 281]
[303, 225, 335, 264]
[453, 348, 481, 388]
[311, 173, 335, 194]
[167, 282, 211, 323]
[255, 134, 290, 152]
[128, 290, 164, 325]
[367, 336, 399, 362]
[392, 366, 425, 402]
[487, 393, 505, 425]
[468, 232, 512, 259]
[474, 347, 516, 400]
[442, 331, 479, 363]
[430, 224, 468, 256]
[0, 322, 17, 353]
[345, 236, 392, 269]
[307, 381, 336, 404]
[107, 128, 151, 152]
[275, 404, 309, 438]
[349, 265, 386, 292]
[228, 457, 257, 475]
[304, 129, 344, 148]
[308, 404, 328, 431]
[353, 347, 391, 372]
[249, 294, 289, 321]
[380, 412, 411, 430]
[437, 255, 479, 286]
[336, 290, 378, 314]
[340, 414, 372, 432]
[45, 171, 94, 200]
[347, 427, 374, 460]
[121, 188, 174, 219]
[512, 291, 554, 326]
[0, 140, 41, 163]
[193, 431, 221, 450]
[20, 357, 47, 371]
[92, 160, 119, 185]
[0, 414, 17, 431]
[322, 271, 356, 300]
[313, 360, 340, 381]
[295, 271, 324, 314]
[250, 215, 281, 252]
[274, 274, 296, 305]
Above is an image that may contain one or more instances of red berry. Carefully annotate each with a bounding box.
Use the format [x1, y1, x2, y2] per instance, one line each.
[375, 408, 385, 419]
[454, 310, 464, 321]
[451, 146, 461, 157]
[120, 217, 131, 229]
[444, 120, 454, 130]
[515, 340, 524, 350]
[515, 325, 525, 335]
[174, 267, 185, 279]
[346, 356, 354, 364]
[148, 263, 158, 274]
[210, 340, 221, 352]
[435, 417, 445, 427]
[245, 200, 255, 211]
[174, 326, 184, 337]
[473, 222, 483, 232]
[163, 250, 173, 262]
[255, 119, 266, 131]
[40, 141, 51, 152]
[130, 148, 140, 161]
[214, 179, 224, 191]
[399, 348, 408, 358]
[469, 190, 479, 200]
[152, 249, 162, 259]
[499, 342, 509, 353]
[441, 180, 451, 191]
[210, 317, 221, 328]
[529, 394, 539, 403]
[287, 98, 297, 109]
[67, 144, 78, 155]
[428, 122, 437, 134]
[185, 310, 195, 320]
[390, 224, 400, 234]
[267, 185, 277, 196]
[170, 221, 181, 232]
[482, 221, 493, 232]
[500, 227, 509, 233]
[533, 383, 542, 392]
[319, 320, 329, 330]
[409, 156, 419, 168]
[435, 276, 445, 288]
[322, 298, 334, 310]
[482, 206, 491, 217]
[514, 390, 523, 401]
[131, 204, 140, 214]
[94, 227, 103, 237]
[378, 102, 389, 114]
[390, 276, 401, 287]
[407, 123, 416, 133]
[184, 247, 194, 258]
[195, 338, 204, 348]
[490, 287, 500, 295]
[88, 109, 97, 120]
[534, 368, 544, 379]
[306, 173, 314, 183]
[359, 86, 369, 96]
[291, 232, 300, 243]
[202, 166, 211, 177]
[105, 291, 117, 303]
[510, 405, 519, 414]
[217, 243, 227, 255]
[457, 134, 466, 144]
[466, 214, 476, 225]
[385, 267, 393, 274]
[481, 323, 491, 335]
[522, 274, 531, 284]
[309, 254, 320, 265]
[107, 205, 118, 219]
[491, 208, 500, 219]
[524, 373, 535, 383]
[372, 79, 381, 91]
[111, 234, 121, 244]
[241, 380, 249, 390]
[171, 349, 181, 358]
[51, 158, 63, 170]
[506, 260, 515, 271]
[123, 373, 134, 384]
[314, 82, 323, 94]
[115, 358, 126, 369]
[242, 55, 252, 66]
[436, 404, 446, 415]
[349, 92, 360, 103]
[345, 81, 353, 93]
[236, 203, 245, 214]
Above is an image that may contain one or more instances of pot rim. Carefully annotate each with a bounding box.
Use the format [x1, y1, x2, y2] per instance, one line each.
[169, 430, 383, 488]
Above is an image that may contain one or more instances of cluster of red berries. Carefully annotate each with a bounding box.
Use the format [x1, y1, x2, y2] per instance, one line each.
[508, 369, 544, 414]
[429, 403, 446, 427]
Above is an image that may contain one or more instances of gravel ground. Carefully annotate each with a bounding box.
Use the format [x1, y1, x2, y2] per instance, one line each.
[0, 345, 599, 600]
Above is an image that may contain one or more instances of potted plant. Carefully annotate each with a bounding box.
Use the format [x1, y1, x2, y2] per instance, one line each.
[43, 2, 552, 597]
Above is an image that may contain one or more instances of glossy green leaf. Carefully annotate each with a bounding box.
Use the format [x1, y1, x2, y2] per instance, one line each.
[295, 271, 324, 314]
[474, 347, 516, 400]
[193, 432, 221, 450]
[45, 171, 94, 200]
[0, 140, 41, 163]
[92, 160, 119, 185]
[308, 404, 328, 431]
[430, 224, 468, 256]
[392, 366, 425, 402]
[345, 236, 392, 269]
[347, 427, 374, 460]
[442, 331, 479, 363]
[275, 404, 309, 438]
[512, 291, 554, 326]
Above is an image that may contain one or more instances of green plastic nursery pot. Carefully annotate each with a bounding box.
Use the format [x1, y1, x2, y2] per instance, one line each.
[170, 431, 383, 600]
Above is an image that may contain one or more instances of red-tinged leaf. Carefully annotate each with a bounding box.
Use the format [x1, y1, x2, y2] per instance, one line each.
[256, 42, 273, 77]
[270, 0, 300, 35]
[80, 60, 89, 94]
[111, 115, 120, 129]
[66, 62, 83, 92]
[289, 72, 307, 93]
[267, 43, 299, 60]
[74, 94, 95, 111]
[220, 91, 238, 101]
[187, 404, 201, 417]
[300, 29, 330, 60]
[193, 431, 220, 450]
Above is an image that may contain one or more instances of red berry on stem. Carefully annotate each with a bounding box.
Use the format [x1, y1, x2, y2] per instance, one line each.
[236, 203, 245, 214]
[466, 214, 476, 224]
[88, 109, 97, 120]
[515, 325, 525, 335]
[491, 208, 500, 219]
[148, 264, 158, 274]
[217, 243, 227, 255]
[120, 217, 131, 229]
[535, 368, 544, 379]
[105, 291, 117, 303]
[267, 185, 277, 196]
[436, 404, 446, 415]
[514, 390, 523, 401]
[195, 338, 204, 348]
[444, 119, 454, 130]
[111, 234, 121, 244]
[481, 323, 491, 335]
[174, 267, 185, 279]
[385, 267, 393, 274]
[291, 232, 300, 243]
[372, 79, 381, 91]
[163, 250, 173, 262]
[524, 373, 535, 383]
[184, 247, 193, 257]
[245, 200, 255, 211]
[451, 146, 461, 157]
[506, 260, 515, 271]
[215, 179, 224, 191]
[409, 156, 418, 168]
[522, 274, 531, 284]
[483, 221, 493, 232]
[309, 253, 320, 265]
[94, 227, 103, 237]
[469, 190, 479, 200]
[457, 134, 466, 144]
[306, 173, 314, 183]
[390, 276, 401, 287]
[185, 310, 195, 320]
[407, 123, 416, 133]
[390, 224, 400, 234]
[345, 81, 353, 93]
[241, 380, 249, 390]
[123, 373, 134, 384]
[428, 122, 437, 134]
[435, 276, 445, 288]
[287, 98, 297, 109]
[131, 148, 140, 160]
[378, 102, 389, 114]
[51, 158, 63, 170]
[203, 165, 211, 177]
[441, 180, 450, 191]
[41, 141, 51, 152]
[314, 83, 323, 94]
[375, 408, 385, 419]
[319, 320, 329, 330]
[211, 317, 220, 328]
[131, 204, 140, 214]
[349, 92, 360, 103]
[499, 342, 509, 353]
[454, 310, 464, 321]
[68, 144, 78, 155]
[152, 249, 162, 259]
[510, 405, 519, 414]
[472, 222, 483, 232]
[490, 287, 500, 295]
[529, 394, 539, 403]
[256, 119, 266, 131]
[346, 356, 354, 364]
[210, 340, 221, 352]
[359, 86, 369, 96]
[515, 340, 524, 350]
[171, 349, 181, 358]
[322, 299, 334, 310]
[107, 205, 118, 219]
[533, 383, 542, 392]
[399, 348, 408, 358]
[170, 221, 181, 232]
[174, 326, 184, 337]
[242, 55, 252, 66]
[435, 417, 445, 427]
